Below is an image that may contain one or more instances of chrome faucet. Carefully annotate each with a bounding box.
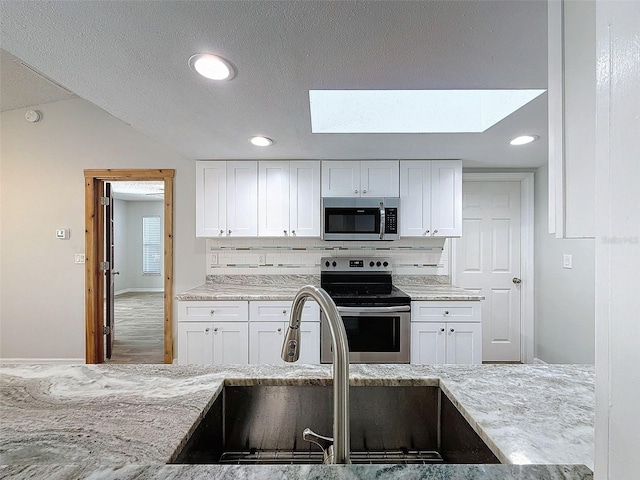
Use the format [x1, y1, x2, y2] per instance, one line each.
[281, 285, 350, 464]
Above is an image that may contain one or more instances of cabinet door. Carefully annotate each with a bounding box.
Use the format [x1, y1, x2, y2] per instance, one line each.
[249, 321, 320, 365]
[290, 161, 321, 237]
[400, 160, 431, 236]
[196, 161, 226, 237]
[258, 161, 290, 236]
[226, 161, 258, 236]
[249, 321, 285, 364]
[361, 161, 399, 197]
[445, 323, 482, 364]
[212, 322, 249, 364]
[178, 322, 214, 365]
[298, 321, 320, 365]
[431, 160, 462, 237]
[411, 322, 446, 364]
[322, 161, 360, 197]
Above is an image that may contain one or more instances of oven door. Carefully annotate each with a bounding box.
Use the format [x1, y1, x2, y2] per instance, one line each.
[321, 305, 410, 363]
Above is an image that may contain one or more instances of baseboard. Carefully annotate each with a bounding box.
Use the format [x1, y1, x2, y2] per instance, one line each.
[532, 357, 548, 364]
[115, 288, 164, 296]
[0, 358, 85, 365]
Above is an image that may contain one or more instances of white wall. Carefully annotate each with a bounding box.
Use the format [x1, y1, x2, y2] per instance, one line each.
[0, 98, 205, 360]
[534, 164, 595, 363]
[114, 199, 164, 293]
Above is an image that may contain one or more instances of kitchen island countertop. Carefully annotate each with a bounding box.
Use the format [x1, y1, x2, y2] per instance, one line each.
[0, 363, 593, 479]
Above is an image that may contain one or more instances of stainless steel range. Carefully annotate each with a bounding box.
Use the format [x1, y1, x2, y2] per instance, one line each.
[320, 256, 411, 364]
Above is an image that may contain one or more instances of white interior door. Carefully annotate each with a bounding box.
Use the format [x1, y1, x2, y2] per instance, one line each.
[454, 181, 522, 362]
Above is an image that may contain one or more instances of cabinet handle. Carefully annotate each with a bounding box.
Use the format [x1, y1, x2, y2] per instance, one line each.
[292, 230, 296, 236]
[354, 189, 359, 194]
[362, 189, 367, 194]
[444, 311, 449, 315]
[284, 230, 288, 236]
[433, 229, 439, 235]
[277, 328, 282, 332]
[210, 309, 215, 315]
[205, 327, 210, 333]
[219, 229, 224, 236]
[424, 230, 430, 236]
[227, 230, 232, 236]
[450, 328, 455, 333]
[440, 328, 445, 333]
[214, 327, 219, 332]
[282, 310, 287, 315]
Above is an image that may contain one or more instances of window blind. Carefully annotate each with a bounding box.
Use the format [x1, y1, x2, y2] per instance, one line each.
[143, 216, 162, 275]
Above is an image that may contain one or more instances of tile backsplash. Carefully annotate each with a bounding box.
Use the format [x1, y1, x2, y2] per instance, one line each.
[206, 237, 450, 276]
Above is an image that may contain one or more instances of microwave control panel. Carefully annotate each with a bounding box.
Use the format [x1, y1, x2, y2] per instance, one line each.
[385, 208, 398, 234]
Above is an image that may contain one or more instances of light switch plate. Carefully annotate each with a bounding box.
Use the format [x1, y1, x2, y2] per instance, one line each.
[563, 254, 573, 269]
[74, 253, 85, 264]
[56, 228, 70, 239]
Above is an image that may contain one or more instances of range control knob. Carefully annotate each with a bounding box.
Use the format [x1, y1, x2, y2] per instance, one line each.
[332, 261, 337, 267]
[369, 261, 375, 267]
[383, 261, 389, 267]
[325, 261, 330, 267]
[376, 261, 382, 267]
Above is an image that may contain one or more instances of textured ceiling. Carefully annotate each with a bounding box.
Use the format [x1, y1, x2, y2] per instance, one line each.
[0, 1, 548, 168]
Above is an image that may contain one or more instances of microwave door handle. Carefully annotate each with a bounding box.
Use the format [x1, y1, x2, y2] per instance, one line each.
[379, 201, 385, 240]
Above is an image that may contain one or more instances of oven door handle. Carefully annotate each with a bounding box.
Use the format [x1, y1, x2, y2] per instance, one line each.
[336, 305, 411, 314]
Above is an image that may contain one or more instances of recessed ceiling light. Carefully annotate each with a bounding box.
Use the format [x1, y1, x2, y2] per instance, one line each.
[188, 53, 235, 80]
[249, 136, 273, 147]
[509, 135, 539, 146]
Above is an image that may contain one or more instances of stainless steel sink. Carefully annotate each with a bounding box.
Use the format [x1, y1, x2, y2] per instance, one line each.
[170, 385, 499, 465]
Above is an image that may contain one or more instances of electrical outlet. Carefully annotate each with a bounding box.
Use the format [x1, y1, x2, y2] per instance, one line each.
[563, 254, 573, 269]
[74, 253, 85, 264]
[208, 253, 218, 265]
[258, 254, 266, 266]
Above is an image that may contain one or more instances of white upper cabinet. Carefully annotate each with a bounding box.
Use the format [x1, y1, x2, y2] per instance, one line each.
[289, 161, 321, 237]
[196, 161, 226, 237]
[399, 160, 462, 237]
[196, 161, 258, 237]
[226, 161, 258, 237]
[322, 160, 399, 197]
[259, 160, 320, 237]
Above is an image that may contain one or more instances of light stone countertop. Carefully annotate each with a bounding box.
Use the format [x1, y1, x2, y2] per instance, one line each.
[0, 363, 593, 479]
[176, 275, 484, 301]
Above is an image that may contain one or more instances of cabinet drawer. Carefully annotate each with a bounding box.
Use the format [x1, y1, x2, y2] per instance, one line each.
[250, 300, 320, 322]
[411, 301, 481, 323]
[178, 301, 249, 322]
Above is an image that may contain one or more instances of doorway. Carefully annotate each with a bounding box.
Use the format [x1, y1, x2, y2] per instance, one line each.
[451, 172, 534, 363]
[84, 169, 175, 364]
[108, 181, 165, 363]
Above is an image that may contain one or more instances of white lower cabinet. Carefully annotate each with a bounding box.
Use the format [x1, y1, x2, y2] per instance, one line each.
[410, 301, 482, 365]
[177, 299, 321, 365]
[178, 321, 249, 365]
[249, 321, 320, 365]
[249, 301, 320, 365]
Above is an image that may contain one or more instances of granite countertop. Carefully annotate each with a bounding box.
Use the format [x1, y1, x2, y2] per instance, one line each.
[0, 363, 594, 479]
[176, 275, 484, 301]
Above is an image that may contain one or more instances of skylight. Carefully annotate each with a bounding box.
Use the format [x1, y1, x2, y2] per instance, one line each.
[309, 89, 546, 134]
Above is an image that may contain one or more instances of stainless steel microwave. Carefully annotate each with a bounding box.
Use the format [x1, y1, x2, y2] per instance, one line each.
[322, 197, 399, 241]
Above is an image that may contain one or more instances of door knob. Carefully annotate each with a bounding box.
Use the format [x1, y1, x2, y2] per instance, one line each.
[512, 277, 522, 285]
[112, 271, 120, 275]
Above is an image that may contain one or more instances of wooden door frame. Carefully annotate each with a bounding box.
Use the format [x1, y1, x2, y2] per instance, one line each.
[84, 169, 175, 364]
[451, 171, 535, 364]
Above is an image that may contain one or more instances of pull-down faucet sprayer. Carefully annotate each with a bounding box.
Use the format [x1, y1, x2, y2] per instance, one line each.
[281, 285, 350, 464]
